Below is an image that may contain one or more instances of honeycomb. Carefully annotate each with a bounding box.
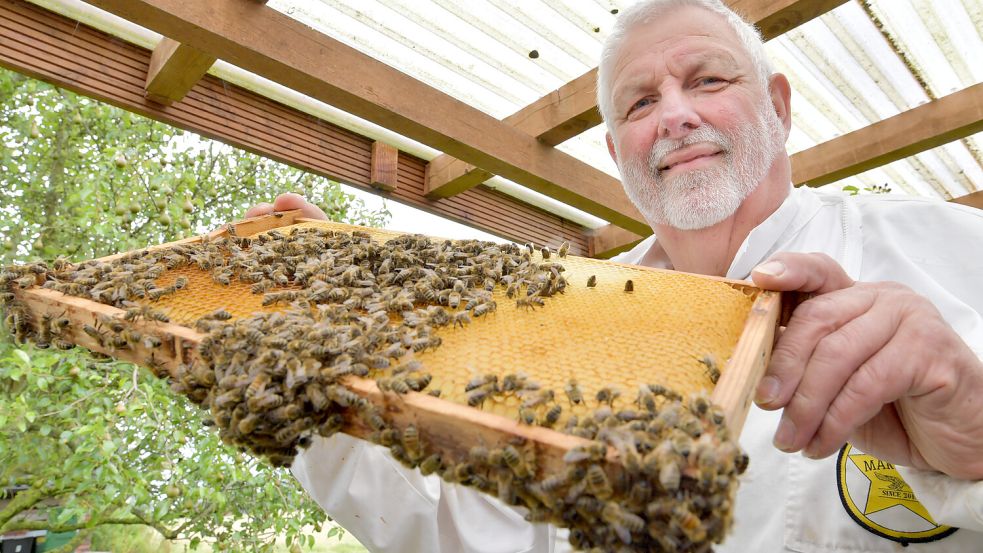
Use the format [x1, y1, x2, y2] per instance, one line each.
[142, 220, 756, 420]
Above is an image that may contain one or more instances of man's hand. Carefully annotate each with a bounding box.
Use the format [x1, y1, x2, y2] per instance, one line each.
[245, 192, 329, 220]
[751, 252, 983, 479]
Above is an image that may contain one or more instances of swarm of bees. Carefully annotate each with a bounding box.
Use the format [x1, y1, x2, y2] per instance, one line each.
[0, 226, 747, 552]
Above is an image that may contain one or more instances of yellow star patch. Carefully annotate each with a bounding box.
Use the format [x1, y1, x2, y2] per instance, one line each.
[848, 452, 936, 524]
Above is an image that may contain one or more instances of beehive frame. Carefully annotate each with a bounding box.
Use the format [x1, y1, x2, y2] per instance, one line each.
[9, 209, 781, 482]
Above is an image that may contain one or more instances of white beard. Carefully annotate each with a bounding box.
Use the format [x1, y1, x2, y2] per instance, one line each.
[618, 98, 786, 230]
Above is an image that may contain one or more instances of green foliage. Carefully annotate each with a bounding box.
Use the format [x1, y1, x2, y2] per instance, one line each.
[0, 68, 386, 551]
[841, 182, 892, 196]
[0, 67, 389, 264]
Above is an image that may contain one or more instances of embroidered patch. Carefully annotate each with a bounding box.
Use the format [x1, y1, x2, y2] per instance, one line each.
[836, 443, 957, 545]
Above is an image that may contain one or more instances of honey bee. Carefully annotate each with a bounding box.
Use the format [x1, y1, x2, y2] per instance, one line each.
[563, 379, 583, 406]
[658, 458, 681, 491]
[595, 387, 620, 408]
[419, 454, 442, 476]
[585, 464, 612, 499]
[540, 247, 551, 260]
[540, 404, 562, 427]
[471, 301, 496, 317]
[601, 501, 644, 544]
[502, 445, 529, 478]
[517, 407, 536, 425]
[563, 441, 606, 463]
[520, 388, 553, 409]
[699, 353, 721, 384]
[623, 279, 634, 292]
[147, 285, 178, 301]
[515, 296, 544, 310]
[122, 303, 170, 323]
[246, 391, 283, 412]
[586, 275, 597, 288]
[402, 424, 424, 462]
[557, 241, 569, 258]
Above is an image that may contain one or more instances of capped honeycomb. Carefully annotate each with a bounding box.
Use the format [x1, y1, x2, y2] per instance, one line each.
[142, 220, 755, 420]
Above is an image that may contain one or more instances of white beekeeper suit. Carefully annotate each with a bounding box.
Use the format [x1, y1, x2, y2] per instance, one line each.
[292, 185, 983, 552]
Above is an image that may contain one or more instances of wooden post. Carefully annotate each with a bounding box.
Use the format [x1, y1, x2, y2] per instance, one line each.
[369, 141, 399, 192]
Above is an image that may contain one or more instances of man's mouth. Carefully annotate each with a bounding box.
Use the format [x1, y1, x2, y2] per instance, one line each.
[656, 144, 724, 173]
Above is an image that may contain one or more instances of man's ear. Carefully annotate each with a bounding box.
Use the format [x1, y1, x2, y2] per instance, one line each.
[606, 132, 619, 166]
[768, 73, 792, 136]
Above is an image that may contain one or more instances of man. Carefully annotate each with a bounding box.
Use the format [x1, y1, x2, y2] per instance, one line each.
[249, 1, 983, 550]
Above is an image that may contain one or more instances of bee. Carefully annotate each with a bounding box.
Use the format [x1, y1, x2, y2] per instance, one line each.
[471, 301, 496, 317]
[450, 311, 471, 328]
[502, 445, 529, 478]
[699, 353, 721, 384]
[520, 388, 553, 409]
[251, 280, 273, 294]
[563, 441, 606, 463]
[245, 372, 271, 399]
[467, 388, 491, 409]
[601, 501, 644, 544]
[624, 279, 634, 292]
[515, 296, 544, 310]
[585, 464, 612, 499]
[237, 413, 262, 435]
[540, 247, 551, 260]
[539, 404, 562, 428]
[81, 323, 106, 346]
[147, 285, 178, 301]
[672, 504, 707, 543]
[517, 407, 536, 425]
[563, 379, 583, 406]
[586, 275, 597, 288]
[689, 393, 711, 417]
[318, 413, 344, 437]
[212, 270, 232, 286]
[419, 454, 442, 476]
[557, 241, 569, 258]
[246, 391, 283, 412]
[123, 304, 170, 323]
[402, 424, 424, 462]
[427, 389, 442, 398]
[658, 458, 681, 491]
[648, 383, 683, 402]
[595, 386, 620, 408]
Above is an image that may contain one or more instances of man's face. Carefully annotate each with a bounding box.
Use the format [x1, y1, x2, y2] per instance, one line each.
[606, 6, 786, 230]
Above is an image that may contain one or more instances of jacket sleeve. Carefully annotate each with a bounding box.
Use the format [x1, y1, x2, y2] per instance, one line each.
[291, 432, 569, 553]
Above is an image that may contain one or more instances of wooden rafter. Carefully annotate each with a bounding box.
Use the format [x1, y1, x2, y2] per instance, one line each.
[145, 37, 215, 104]
[791, 83, 983, 190]
[951, 191, 983, 210]
[83, 0, 650, 235]
[424, 0, 849, 199]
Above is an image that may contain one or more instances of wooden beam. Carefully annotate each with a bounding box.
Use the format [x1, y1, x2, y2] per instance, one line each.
[792, 83, 983, 189]
[588, 225, 646, 259]
[83, 0, 650, 236]
[369, 141, 398, 192]
[425, 0, 848, 198]
[951, 190, 983, 210]
[145, 37, 215, 104]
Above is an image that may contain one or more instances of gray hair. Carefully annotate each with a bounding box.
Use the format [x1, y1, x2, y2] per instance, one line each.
[597, 0, 774, 130]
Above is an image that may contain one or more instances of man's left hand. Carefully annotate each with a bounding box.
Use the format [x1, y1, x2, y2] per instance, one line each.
[751, 252, 983, 479]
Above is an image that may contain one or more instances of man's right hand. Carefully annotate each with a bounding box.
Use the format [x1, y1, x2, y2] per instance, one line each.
[245, 192, 329, 220]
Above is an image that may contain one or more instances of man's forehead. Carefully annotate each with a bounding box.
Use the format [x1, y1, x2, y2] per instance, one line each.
[612, 40, 743, 94]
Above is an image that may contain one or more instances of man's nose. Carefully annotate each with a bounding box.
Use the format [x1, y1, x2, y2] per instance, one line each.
[658, 90, 701, 140]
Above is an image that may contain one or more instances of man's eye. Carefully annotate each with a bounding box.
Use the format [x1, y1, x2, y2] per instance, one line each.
[698, 77, 724, 86]
[628, 97, 654, 115]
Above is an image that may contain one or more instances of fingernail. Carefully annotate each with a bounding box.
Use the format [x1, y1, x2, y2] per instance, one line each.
[754, 261, 786, 277]
[773, 418, 796, 452]
[755, 376, 779, 405]
[803, 443, 822, 459]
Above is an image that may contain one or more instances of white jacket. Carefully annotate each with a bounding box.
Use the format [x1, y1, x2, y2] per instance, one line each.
[292, 186, 983, 552]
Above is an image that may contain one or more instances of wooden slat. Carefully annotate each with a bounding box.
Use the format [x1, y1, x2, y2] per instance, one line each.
[0, 1, 590, 256]
[951, 190, 983, 210]
[791, 84, 983, 189]
[145, 37, 215, 104]
[82, 0, 650, 236]
[369, 141, 398, 192]
[710, 291, 781, 434]
[588, 225, 646, 259]
[424, 0, 848, 199]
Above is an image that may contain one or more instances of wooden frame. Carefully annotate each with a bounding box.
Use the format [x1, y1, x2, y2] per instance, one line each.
[145, 38, 214, 104]
[10, 210, 782, 479]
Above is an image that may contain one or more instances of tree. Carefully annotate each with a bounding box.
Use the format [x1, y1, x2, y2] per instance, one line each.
[0, 67, 386, 552]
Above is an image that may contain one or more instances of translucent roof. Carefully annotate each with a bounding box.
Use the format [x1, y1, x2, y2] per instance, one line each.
[269, 0, 982, 205]
[33, 0, 983, 229]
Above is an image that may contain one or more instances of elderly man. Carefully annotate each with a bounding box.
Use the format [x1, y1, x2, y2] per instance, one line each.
[249, 1, 983, 551]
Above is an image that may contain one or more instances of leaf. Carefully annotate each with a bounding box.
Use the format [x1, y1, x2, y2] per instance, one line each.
[13, 348, 30, 366]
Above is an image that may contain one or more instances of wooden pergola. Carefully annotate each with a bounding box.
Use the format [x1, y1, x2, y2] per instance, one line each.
[1, 0, 980, 258]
